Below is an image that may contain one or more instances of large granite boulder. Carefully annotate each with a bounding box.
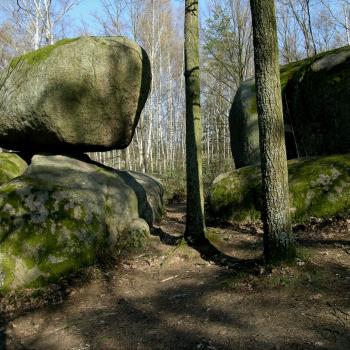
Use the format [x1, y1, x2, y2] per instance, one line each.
[229, 79, 260, 168]
[230, 46, 350, 168]
[0, 155, 163, 293]
[0, 152, 27, 185]
[208, 154, 350, 223]
[0, 36, 151, 153]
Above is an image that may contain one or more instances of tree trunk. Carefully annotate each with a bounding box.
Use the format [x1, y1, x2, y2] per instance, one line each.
[249, 0, 296, 263]
[345, 5, 350, 46]
[184, 0, 206, 244]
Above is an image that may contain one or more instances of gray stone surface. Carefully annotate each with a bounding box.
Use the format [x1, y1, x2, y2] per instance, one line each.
[209, 154, 350, 223]
[0, 36, 151, 152]
[229, 79, 260, 169]
[229, 46, 350, 168]
[0, 155, 163, 293]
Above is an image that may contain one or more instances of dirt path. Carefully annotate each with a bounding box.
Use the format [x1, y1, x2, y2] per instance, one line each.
[1, 203, 350, 350]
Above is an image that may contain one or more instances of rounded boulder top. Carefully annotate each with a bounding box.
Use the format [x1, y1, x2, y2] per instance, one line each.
[0, 36, 151, 153]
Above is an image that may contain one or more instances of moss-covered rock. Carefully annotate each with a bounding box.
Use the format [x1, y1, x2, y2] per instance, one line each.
[0, 36, 151, 153]
[230, 46, 350, 168]
[0, 155, 163, 293]
[0, 153, 27, 185]
[208, 154, 350, 223]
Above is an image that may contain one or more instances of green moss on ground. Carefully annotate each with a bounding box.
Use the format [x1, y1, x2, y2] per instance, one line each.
[209, 154, 350, 223]
[10, 38, 79, 68]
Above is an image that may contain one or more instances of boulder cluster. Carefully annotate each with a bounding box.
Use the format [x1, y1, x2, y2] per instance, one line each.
[0, 37, 163, 293]
[209, 154, 350, 223]
[230, 45, 350, 168]
[210, 45, 350, 225]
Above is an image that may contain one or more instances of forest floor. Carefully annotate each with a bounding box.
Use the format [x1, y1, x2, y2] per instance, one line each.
[0, 202, 349, 350]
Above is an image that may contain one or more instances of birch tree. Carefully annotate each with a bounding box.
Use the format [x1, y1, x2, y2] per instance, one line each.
[202, 0, 253, 174]
[0, 0, 78, 54]
[93, 0, 186, 176]
[277, 0, 350, 59]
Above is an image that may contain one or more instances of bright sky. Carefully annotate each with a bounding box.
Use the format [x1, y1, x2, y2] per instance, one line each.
[68, 0, 209, 35]
[69, 0, 103, 35]
[71, 0, 101, 17]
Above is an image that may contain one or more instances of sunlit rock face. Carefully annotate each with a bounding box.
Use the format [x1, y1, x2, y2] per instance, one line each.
[208, 154, 350, 223]
[0, 36, 151, 153]
[230, 46, 350, 168]
[0, 155, 163, 293]
[0, 153, 27, 185]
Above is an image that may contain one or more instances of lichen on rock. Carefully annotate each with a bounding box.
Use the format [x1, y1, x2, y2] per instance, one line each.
[208, 154, 350, 224]
[0, 155, 163, 293]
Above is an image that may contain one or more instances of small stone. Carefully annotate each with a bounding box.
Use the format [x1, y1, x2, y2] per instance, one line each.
[310, 293, 323, 300]
[315, 341, 324, 347]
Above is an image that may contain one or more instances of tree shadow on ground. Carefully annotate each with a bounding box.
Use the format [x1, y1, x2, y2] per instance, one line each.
[151, 226, 182, 246]
[297, 239, 350, 247]
[0, 311, 6, 349]
[187, 239, 263, 271]
[5, 257, 349, 350]
[1, 196, 349, 349]
[151, 219, 263, 271]
[1, 227, 349, 349]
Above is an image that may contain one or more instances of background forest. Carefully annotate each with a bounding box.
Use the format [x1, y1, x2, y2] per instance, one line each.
[0, 2, 349, 348]
[1, 0, 350, 185]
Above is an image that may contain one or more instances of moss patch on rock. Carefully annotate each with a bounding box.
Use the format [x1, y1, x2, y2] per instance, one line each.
[0, 153, 27, 185]
[1, 36, 151, 153]
[230, 45, 350, 168]
[10, 38, 79, 68]
[0, 155, 163, 294]
[0, 182, 106, 293]
[208, 154, 350, 223]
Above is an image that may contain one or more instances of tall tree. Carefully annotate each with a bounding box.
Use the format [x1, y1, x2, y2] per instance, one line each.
[0, 0, 78, 56]
[202, 0, 253, 175]
[249, 0, 296, 263]
[184, 0, 206, 244]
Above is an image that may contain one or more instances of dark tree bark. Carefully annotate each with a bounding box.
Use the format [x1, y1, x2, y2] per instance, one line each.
[249, 0, 296, 263]
[184, 0, 206, 244]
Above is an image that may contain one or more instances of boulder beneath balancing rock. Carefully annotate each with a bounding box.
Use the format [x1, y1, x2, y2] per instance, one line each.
[0, 154, 163, 293]
[208, 154, 350, 223]
[0, 36, 151, 153]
